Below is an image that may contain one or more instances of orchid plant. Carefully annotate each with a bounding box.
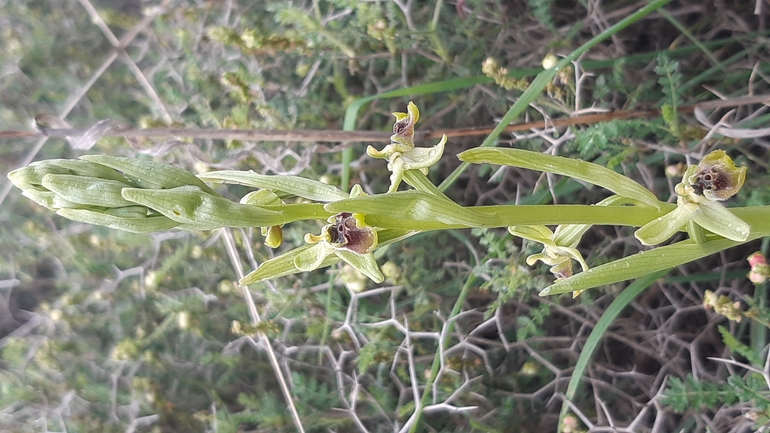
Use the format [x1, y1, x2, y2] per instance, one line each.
[8, 102, 769, 297]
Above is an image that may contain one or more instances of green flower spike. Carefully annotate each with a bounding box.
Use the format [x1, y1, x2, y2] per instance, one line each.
[366, 102, 446, 193]
[635, 150, 749, 246]
[295, 211, 383, 284]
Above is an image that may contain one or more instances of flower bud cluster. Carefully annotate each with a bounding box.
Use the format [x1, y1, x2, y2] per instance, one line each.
[747, 252, 769, 284]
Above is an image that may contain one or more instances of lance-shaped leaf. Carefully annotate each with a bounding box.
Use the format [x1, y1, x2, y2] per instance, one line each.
[81, 155, 220, 196]
[458, 148, 661, 210]
[57, 208, 180, 233]
[199, 170, 349, 202]
[122, 186, 285, 230]
[41, 174, 135, 208]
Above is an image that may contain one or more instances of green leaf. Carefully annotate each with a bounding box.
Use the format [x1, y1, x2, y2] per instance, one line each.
[458, 148, 661, 210]
[718, 326, 763, 366]
[199, 170, 350, 202]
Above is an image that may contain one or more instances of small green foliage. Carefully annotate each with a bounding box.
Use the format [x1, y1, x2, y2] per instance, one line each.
[654, 53, 684, 141]
[663, 374, 739, 412]
[516, 303, 551, 340]
[718, 325, 762, 366]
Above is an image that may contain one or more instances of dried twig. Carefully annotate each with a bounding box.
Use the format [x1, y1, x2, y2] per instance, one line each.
[2, 94, 767, 144]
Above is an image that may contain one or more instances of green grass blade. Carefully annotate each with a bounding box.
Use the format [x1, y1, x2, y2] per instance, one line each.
[557, 270, 670, 426]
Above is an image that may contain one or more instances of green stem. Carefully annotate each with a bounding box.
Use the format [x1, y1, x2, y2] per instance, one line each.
[265, 203, 332, 223]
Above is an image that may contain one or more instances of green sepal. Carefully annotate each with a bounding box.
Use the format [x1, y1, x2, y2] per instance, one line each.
[335, 249, 384, 283]
[81, 155, 220, 196]
[692, 200, 750, 242]
[198, 170, 349, 202]
[56, 208, 180, 233]
[121, 186, 285, 229]
[458, 148, 661, 210]
[634, 205, 693, 246]
[293, 243, 329, 271]
[239, 245, 340, 286]
[41, 174, 134, 208]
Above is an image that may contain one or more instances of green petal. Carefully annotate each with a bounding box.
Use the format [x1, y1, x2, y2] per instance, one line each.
[634, 205, 694, 246]
[335, 250, 384, 283]
[693, 201, 750, 242]
[401, 135, 446, 170]
[8, 161, 72, 190]
[293, 243, 330, 272]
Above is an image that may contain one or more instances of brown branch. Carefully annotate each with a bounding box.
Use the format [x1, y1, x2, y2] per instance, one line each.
[1, 94, 767, 144]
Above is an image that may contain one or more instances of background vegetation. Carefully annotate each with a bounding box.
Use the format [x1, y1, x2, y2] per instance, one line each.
[1, 0, 769, 432]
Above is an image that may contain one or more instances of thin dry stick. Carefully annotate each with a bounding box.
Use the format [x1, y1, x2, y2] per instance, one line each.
[0, 0, 172, 207]
[221, 228, 306, 433]
[76, 0, 174, 123]
[2, 94, 767, 143]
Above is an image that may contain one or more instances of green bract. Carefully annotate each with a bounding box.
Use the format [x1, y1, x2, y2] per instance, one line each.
[458, 148, 661, 210]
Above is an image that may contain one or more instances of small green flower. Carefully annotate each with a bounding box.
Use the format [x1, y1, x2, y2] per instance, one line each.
[509, 224, 588, 281]
[296, 211, 383, 283]
[635, 150, 750, 245]
[366, 102, 446, 193]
